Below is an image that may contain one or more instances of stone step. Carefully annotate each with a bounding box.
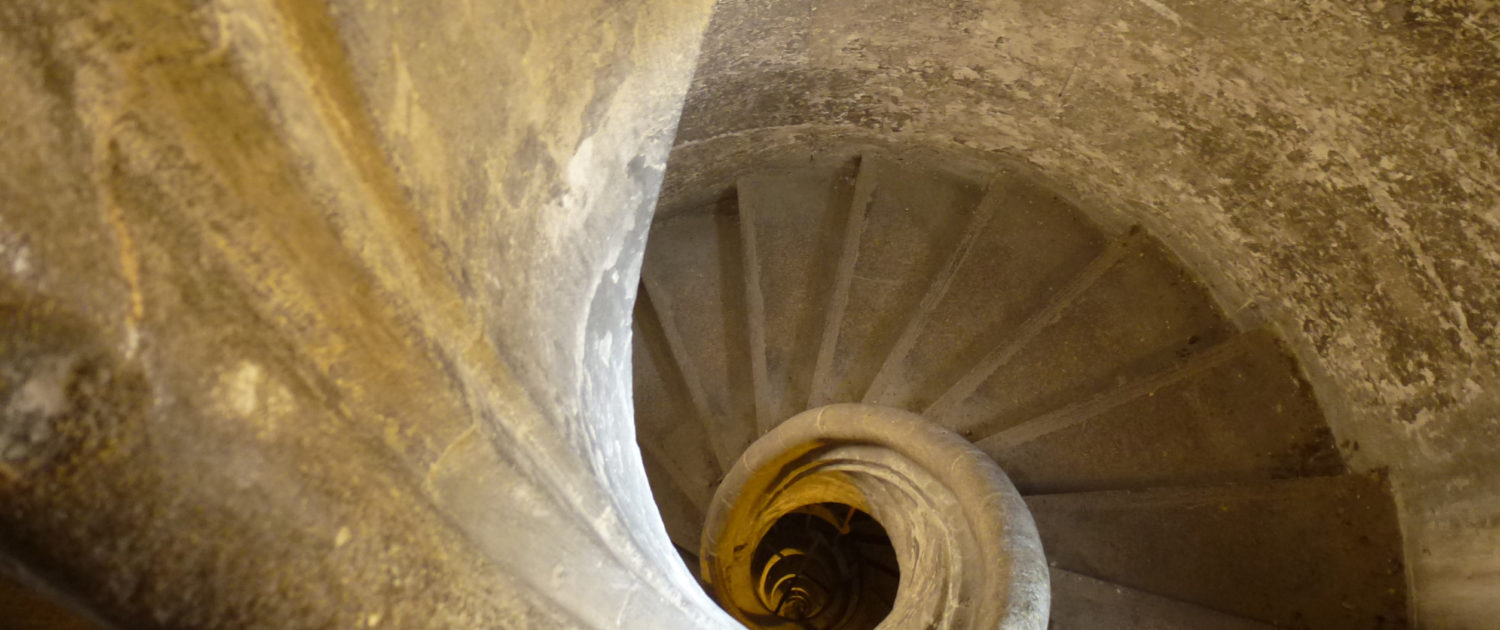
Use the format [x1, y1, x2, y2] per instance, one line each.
[811, 154, 984, 406]
[640, 443, 709, 554]
[1026, 474, 1408, 630]
[737, 162, 857, 431]
[632, 297, 720, 510]
[928, 235, 1235, 439]
[1049, 568, 1278, 630]
[640, 206, 757, 470]
[985, 329, 1344, 494]
[866, 167, 1108, 413]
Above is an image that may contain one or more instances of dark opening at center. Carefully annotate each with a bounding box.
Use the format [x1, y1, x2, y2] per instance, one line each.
[749, 503, 899, 630]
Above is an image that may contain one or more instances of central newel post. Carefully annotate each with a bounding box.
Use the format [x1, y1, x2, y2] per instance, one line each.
[700, 404, 1049, 630]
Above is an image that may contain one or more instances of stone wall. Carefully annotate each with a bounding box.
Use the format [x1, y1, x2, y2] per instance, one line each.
[0, 0, 732, 627]
[659, 1, 1500, 627]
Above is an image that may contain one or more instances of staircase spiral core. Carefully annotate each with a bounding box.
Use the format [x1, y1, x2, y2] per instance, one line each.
[633, 151, 1409, 629]
[702, 404, 1047, 630]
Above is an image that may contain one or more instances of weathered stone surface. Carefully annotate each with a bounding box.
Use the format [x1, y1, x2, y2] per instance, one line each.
[659, 1, 1500, 626]
[0, 0, 732, 627]
[702, 404, 1049, 630]
[3, 0, 1496, 626]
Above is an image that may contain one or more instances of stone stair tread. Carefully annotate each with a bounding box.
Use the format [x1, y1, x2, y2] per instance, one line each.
[985, 329, 1344, 494]
[930, 236, 1235, 438]
[640, 445, 709, 553]
[737, 164, 856, 431]
[865, 168, 1108, 412]
[632, 301, 720, 506]
[1049, 568, 1279, 630]
[1026, 474, 1409, 630]
[811, 154, 984, 406]
[640, 209, 757, 470]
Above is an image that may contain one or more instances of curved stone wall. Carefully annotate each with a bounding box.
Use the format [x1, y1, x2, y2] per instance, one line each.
[657, 2, 1500, 626]
[0, 0, 734, 627]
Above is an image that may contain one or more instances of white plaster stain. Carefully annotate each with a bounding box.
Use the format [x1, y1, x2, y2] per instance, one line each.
[213, 359, 295, 440]
[11, 246, 30, 276]
[227, 361, 263, 417]
[1133, 0, 1184, 27]
[7, 357, 73, 419]
[598, 331, 614, 362]
[1, 356, 75, 474]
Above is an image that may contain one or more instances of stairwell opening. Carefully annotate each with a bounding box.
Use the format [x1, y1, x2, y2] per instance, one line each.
[694, 404, 1048, 629]
[635, 150, 1408, 629]
[749, 502, 898, 630]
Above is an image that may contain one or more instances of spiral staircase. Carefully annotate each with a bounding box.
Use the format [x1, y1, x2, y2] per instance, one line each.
[632, 153, 1409, 630]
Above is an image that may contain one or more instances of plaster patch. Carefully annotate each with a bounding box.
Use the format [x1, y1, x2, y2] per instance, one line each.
[0, 355, 76, 476]
[11, 246, 30, 277]
[1132, 0, 1184, 27]
[213, 360, 293, 439]
[226, 361, 262, 417]
[7, 358, 72, 420]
